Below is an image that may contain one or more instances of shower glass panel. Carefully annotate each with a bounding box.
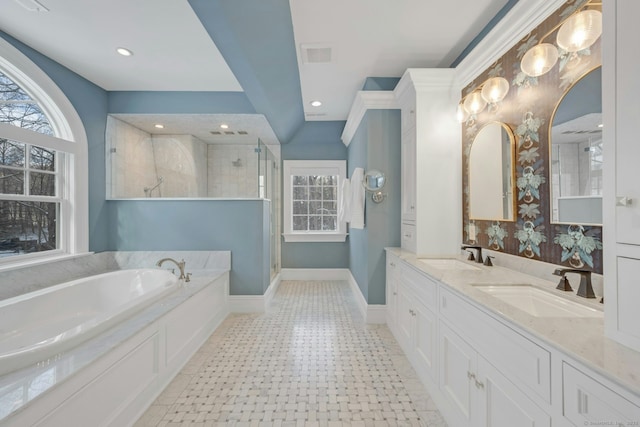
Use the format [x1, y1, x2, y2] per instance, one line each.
[257, 139, 281, 279]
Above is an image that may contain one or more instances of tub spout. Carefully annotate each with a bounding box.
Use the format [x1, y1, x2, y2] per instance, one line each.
[156, 258, 188, 281]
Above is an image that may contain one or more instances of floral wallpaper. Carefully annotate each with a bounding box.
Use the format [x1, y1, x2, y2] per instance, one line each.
[462, 0, 603, 273]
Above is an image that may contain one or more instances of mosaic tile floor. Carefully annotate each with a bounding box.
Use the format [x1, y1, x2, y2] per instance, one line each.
[135, 280, 447, 427]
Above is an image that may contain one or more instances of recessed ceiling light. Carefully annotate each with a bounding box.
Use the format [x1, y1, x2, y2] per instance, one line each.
[598, 124, 603, 128]
[220, 124, 229, 129]
[310, 100, 322, 107]
[116, 47, 133, 57]
[154, 124, 164, 129]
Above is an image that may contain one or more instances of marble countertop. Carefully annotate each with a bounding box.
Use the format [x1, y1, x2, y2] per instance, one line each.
[386, 247, 640, 399]
[0, 270, 228, 422]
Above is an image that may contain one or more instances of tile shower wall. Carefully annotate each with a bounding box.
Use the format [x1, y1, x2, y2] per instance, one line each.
[107, 117, 208, 198]
[207, 144, 259, 198]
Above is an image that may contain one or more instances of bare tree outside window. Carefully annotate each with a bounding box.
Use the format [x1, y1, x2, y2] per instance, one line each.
[0, 72, 58, 258]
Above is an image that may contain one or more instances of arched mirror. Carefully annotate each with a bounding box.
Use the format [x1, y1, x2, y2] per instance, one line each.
[469, 122, 516, 221]
[550, 67, 602, 225]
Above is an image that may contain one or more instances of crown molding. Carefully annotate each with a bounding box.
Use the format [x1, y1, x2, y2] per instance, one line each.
[394, 68, 457, 99]
[341, 91, 398, 146]
[454, 0, 567, 90]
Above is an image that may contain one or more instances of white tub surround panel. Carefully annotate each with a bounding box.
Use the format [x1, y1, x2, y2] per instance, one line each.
[0, 271, 229, 426]
[385, 248, 640, 427]
[394, 69, 462, 256]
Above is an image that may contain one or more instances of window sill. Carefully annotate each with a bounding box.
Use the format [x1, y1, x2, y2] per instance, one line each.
[283, 233, 348, 243]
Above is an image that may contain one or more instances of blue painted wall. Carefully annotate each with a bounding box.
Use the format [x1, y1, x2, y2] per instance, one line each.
[281, 121, 350, 269]
[108, 91, 254, 114]
[362, 77, 401, 91]
[347, 109, 401, 304]
[107, 200, 270, 295]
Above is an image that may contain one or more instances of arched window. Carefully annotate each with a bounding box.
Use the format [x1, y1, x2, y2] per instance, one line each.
[0, 37, 88, 266]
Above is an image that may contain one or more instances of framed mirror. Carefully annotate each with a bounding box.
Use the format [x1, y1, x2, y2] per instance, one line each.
[469, 122, 516, 221]
[362, 169, 386, 192]
[550, 67, 602, 225]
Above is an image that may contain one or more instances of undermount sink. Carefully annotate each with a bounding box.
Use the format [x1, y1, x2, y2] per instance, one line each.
[419, 259, 481, 271]
[474, 285, 603, 318]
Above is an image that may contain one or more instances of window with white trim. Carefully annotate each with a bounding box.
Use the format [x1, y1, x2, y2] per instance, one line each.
[283, 160, 347, 242]
[0, 38, 87, 264]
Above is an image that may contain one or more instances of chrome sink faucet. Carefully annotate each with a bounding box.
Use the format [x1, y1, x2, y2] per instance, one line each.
[461, 245, 483, 263]
[156, 258, 190, 282]
[553, 268, 594, 298]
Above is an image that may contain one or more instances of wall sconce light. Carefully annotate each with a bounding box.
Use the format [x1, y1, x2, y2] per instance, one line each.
[457, 76, 509, 122]
[521, 43, 560, 77]
[481, 76, 510, 110]
[463, 91, 487, 116]
[521, 1, 602, 78]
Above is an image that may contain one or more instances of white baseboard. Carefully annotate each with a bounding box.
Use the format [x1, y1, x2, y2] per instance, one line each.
[366, 305, 387, 324]
[280, 268, 350, 281]
[264, 273, 281, 310]
[345, 270, 387, 324]
[229, 273, 282, 313]
[228, 295, 265, 313]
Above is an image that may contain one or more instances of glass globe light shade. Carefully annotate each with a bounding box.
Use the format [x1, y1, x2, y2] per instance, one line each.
[481, 77, 510, 104]
[463, 91, 487, 115]
[520, 43, 559, 77]
[557, 10, 602, 52]
[456, 103, 469, 123]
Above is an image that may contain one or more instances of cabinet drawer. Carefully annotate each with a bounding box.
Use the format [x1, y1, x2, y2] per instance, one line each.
[401, 222, 416, 252]
[563, 363, 640, 425]
[440, 287, 551, 403]
[401, 263, 437, 310]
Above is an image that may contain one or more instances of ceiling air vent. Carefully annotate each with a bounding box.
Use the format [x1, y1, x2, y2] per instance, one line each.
[210, 131, 222, 135]
[301, 44, 332, 64]
[224, 131, 235, 135]
[237, 131, 248, 135]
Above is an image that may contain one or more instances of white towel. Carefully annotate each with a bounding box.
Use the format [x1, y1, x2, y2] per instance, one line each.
[338, 178, 351, 224]
[349, 167, 365, 229]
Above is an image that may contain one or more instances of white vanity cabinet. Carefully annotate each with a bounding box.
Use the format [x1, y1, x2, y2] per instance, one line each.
[438, 287, 551, 427]
[395, 262, 438, 384]
[384, 251, 640, 427]
[603, 0, 640, 352]
[385, 253, 400, 330]
[562, 364, 640, 426]
[393, 69, 461, 256]
[438, 321, 551, 427]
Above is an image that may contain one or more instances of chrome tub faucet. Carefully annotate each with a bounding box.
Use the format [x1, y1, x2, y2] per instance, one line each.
[156, 258, 190, 282]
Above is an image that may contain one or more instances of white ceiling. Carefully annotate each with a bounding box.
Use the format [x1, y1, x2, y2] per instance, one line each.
[0, 0, 509, 126]
[0, 0, 242, 91]
[290, 0, 510, 121]
[551, 113, 603, 145]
